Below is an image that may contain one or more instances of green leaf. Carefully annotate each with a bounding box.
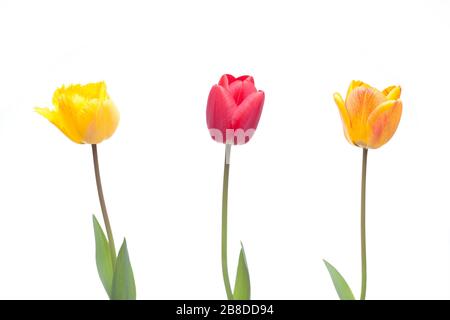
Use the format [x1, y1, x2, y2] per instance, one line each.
[93, 215, 114, 298]
[233, 242, 251, 300]
[111, 239, 136, 300]
[323, 259, 355, 300]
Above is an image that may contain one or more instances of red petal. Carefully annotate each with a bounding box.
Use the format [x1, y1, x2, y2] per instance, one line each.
[218, 74, 235, 90]
[206, 85, 236, 143]
[231, 91, 264, 144]
[229, 77, 257, 105]
[236, 75, 254, 84]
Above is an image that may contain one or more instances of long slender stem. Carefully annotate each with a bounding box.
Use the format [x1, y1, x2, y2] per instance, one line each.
[360, 148, 368, 300]
[92, 144, 117, 265]
[221, 144, 233, 300]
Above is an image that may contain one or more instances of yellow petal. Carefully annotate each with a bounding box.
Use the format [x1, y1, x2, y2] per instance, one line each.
[367, 100, 402, 149]
[333, 92, 352, 144]
[82, 99, 120, 144]
[385, 85, 401, 100]
[382, 85, 395, 96]
[77, 81, 108, 100]
[35, 107, 83, 143]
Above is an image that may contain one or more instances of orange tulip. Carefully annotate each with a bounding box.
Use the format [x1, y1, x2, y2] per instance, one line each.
[333, 80, 402, 149]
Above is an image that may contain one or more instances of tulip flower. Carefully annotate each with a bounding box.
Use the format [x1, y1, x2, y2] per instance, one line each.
[324, 80, 403, 300]
[206, 74, 265, 300]
[333, 80, 402, 149]
[35, 82, 120, 144]
[36, 81, 136, 300]
[207, 74, 265, 145]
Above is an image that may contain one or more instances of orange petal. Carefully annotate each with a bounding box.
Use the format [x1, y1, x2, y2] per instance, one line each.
[346, 86, 387, 121]
[345, 86, 387, 148]
[367, 100, 402, 149]
[345, 80, 371, 101]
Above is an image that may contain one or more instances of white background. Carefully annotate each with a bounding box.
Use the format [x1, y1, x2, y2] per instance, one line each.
[0, 0, 449, 300]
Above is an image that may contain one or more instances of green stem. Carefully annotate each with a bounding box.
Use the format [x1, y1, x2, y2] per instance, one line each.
[92, 144, 117, 266]
[360, 148, 368, 300]
[221, 143, 233, 300]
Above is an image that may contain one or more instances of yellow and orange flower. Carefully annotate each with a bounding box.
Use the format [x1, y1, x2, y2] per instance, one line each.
[35, 81, 119, 144]
[333, 80, 402, 149]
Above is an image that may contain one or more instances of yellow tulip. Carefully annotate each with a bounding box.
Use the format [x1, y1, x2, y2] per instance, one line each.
[35, 81, 120, 144]
[333, 80, 402, 149]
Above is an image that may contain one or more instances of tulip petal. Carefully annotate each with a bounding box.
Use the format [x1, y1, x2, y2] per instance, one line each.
[345, 86, 387, 147]
[81, 99, 120, 144]
[346, 86, 387, 118]
[229, 77, 257, 105]
[53, 86, 94, 143]
[382, 85, 395, 96]
[218, 74, 235, 90]
[384, 85, 401, 100]
[55, 93, 94, 143]
[345, 80, 371, 101]
[231, 91, 264, 144]
[367, 100, 402, 149]
[206, 85, 236, 143]
[35, 107, 84, 143]
[236, 75, 254, 84]
[333, 93, 352, 144]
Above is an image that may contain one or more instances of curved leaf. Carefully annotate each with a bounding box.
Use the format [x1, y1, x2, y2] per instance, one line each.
[323, 259, 355, 300]
[93, 215, 113, 298]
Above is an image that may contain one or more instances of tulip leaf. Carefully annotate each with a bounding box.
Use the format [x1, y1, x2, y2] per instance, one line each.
[323, 260, 355, 300]
[233, 242, 251, 300]
[111, 239, 136, 300]
[93, 215, 114, 298]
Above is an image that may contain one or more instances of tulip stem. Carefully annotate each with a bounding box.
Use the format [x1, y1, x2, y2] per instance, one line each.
[221, 143, 233, 300]
[360, 148, 368, 300]
[92, 144, 117, 266]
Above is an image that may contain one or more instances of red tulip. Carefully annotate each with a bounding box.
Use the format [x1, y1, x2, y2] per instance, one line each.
[207, 74, 265, 145]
